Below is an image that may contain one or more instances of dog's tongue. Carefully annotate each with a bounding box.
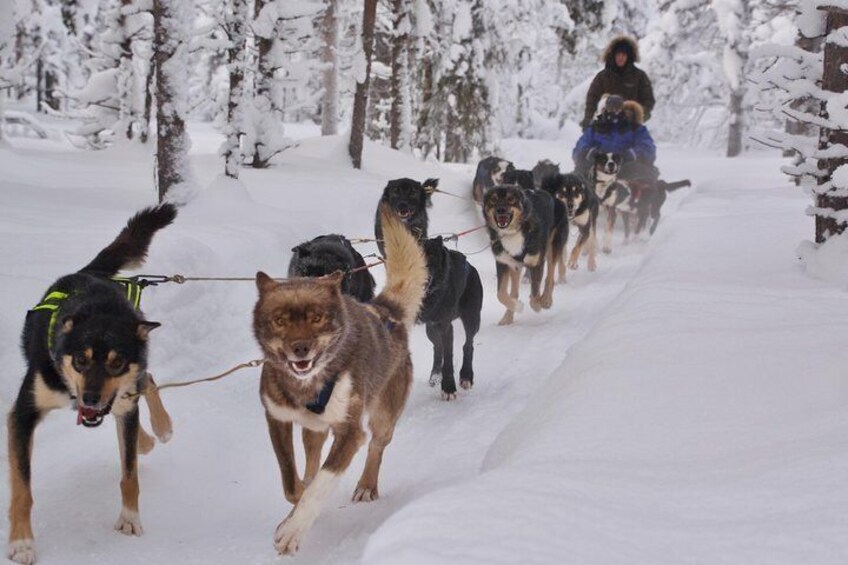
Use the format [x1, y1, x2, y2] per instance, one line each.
[496, 214, 510, 227]
[77, 405, 101, 426]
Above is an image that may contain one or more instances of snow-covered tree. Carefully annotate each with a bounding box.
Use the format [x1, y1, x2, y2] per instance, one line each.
[320, 0, 341, 135]
[712, 0, 752, 157]
[390, 0, 413, 150]
[153, 0, 195, 201]
[221, 0, 249, 178]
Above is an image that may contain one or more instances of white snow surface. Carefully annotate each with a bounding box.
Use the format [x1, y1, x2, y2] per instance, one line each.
[0, 126, 846, 565]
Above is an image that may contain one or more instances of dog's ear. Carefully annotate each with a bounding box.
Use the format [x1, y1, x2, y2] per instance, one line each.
[320, 270, 345, 290]
[256, 271, 278, 294]
[422, 178, 438, 207]
[291, 244, 308, 256]
[137, 321, 161, 341]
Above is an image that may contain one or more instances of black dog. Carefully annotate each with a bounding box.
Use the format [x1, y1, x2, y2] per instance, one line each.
[374, 177, 437, 257]
[543, 173, 600, 275]
[502, 168, 535, 192]
[473, 156, 514, 203]
[7, 204, 177, 563]
[483, 185, 556, 326]
[629, 179, 691, 237]
[532, 159, 560, 190]
[288, 234, 376, 302]
[419, 237, 483, 400]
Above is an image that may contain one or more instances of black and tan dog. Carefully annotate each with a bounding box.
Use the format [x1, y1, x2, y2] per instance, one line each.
[472, 156, 514, 203]
[419, 237, 483, 400]
[589, 152, 632, 254]
[543, 173, 600, 275]
[629, 179, 691, 237]
[288, 234, 376, 302]
[483, 185, 556, 326]
[374, 177, 437, 257]
[254, 207, 427, 555]
[7, 204, 176, 564]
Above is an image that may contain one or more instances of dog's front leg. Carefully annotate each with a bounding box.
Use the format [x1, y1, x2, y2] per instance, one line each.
[114, 406, 144, 536]
[540, 239, 556, 309]
[526, 254, 545, 312]
[7, 408, 38, 565]
[496, 263, 517, 325]
[266, 416, 303, 505]
[302, 428, 328, 486]
[424, 322, 444, 387]
[569, 230, 586, 270]
[274, 421, 366, 555]
[603, 206, 616, 254]
[587, 224, 598, 272]
[141, 373, 172, 443]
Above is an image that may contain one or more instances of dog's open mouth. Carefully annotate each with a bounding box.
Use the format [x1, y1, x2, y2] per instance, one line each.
[495, 212, 513, 229]
[288, 358, 315, 376]
[75, 396, 116, 428]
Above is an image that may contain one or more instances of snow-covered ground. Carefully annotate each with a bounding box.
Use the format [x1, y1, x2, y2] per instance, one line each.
[0, 123, 846, 565]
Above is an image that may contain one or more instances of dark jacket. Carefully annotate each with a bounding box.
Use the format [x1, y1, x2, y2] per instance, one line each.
[582, 36, 655, 129]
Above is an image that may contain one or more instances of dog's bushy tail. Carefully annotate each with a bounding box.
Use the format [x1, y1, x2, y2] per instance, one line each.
[662, 179, 692, 192]
[80, 203, 177, 276]
[373, 204, 427, 328]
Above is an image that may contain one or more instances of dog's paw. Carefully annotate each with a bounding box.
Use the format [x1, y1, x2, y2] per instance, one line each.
[137, 427, 156, 455]
[602, 246, 612, 255]
[440, 391, 457, 401]
[7, 539, 35, 565]
[352, 486, 379, 503]
[114, 509, 144, 536]
[497, 312, 514, 326]
[151, 416, 173, 444]
[588, 258, 597, 272]
[540, 294, 553, 310]
[460, 378, 473, 390]
[428, 372, 441, 387]
[274, 517, 306, 555]
[568, 260, 578, 271]
[529, 296, 543, 312]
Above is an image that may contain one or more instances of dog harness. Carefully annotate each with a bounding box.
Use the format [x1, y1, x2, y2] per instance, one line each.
[30, 278, 146, 348]
[305, 377, 337, 415]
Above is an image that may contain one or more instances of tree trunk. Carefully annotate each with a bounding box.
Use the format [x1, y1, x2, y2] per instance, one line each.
[223, 0, 248, 179]
[321, 0, 340, 136]
[726, 88, 745, 157]
[349, 0, 378, 169]
[153, 0, 193, 202]
[390, 0, 410, 149]
[815, 8, 848, 242]
[140, 50, 154, 144]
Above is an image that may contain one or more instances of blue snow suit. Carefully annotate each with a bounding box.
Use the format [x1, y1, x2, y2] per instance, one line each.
[572, 112, 656, 168]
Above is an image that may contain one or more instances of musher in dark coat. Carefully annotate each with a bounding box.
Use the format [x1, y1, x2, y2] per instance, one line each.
[581, 36, 655, 130]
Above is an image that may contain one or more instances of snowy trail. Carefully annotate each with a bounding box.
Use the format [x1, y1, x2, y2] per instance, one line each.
[3, 135, 840, 565]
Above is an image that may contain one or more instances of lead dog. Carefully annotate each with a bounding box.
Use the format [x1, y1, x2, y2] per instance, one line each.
[254, 207, 427, 555]
[7, 204, 176, 564]
[590, 151, 632, 253]
[483, 185, 556, 325]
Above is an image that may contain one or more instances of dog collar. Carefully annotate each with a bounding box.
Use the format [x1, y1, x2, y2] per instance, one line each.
[305, 376, 337, 415]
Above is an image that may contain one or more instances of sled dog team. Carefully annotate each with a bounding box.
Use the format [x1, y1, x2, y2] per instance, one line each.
[6, 160, 684, 563]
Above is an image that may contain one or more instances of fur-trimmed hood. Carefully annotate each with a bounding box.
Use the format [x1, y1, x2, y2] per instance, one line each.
[602, 35, 640, 67]
[623, 100, 645, 125]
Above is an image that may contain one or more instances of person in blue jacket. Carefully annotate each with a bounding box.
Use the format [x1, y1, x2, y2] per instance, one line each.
[573, 94, 657, 182]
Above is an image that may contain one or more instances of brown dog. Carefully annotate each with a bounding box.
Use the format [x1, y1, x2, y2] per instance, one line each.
[253, 207, 427, 555]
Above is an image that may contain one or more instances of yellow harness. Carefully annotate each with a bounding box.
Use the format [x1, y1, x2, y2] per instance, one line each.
[30, 278, 144, 348]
